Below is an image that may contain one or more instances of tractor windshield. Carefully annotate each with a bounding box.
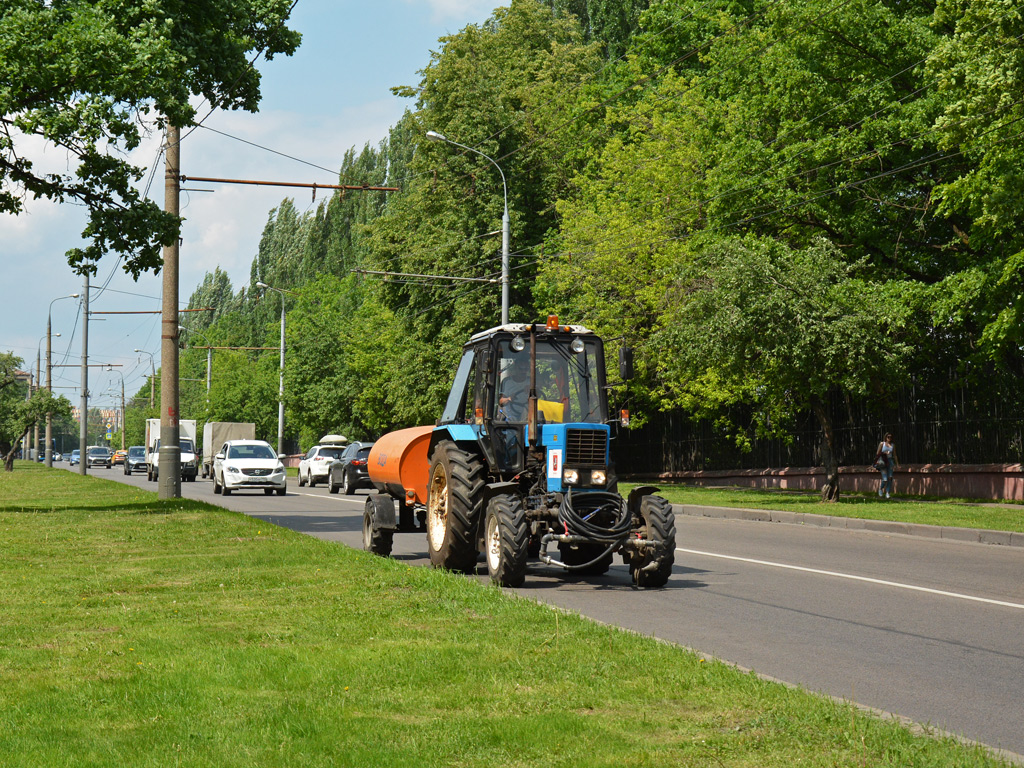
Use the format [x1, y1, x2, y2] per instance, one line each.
[495, 336, 606, 424]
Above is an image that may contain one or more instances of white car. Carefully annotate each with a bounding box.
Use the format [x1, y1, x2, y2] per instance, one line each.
[212, 439, 287, 496]
[297, 436, 348, 488]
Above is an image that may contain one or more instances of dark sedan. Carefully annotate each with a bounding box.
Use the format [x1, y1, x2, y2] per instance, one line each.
[328, 441, 375, 495]
[123, 446, 147, 475]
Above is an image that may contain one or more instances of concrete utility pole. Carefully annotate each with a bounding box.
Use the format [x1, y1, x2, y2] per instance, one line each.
[158, 124, 181, 500]
[79, 273, 89, 475]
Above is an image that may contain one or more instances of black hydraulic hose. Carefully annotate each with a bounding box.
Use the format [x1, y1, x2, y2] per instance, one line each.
[557, 489, 632, 545]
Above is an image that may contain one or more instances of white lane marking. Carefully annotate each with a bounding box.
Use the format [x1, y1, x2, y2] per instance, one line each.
[676, 546, 1024, 611]
[298, 493, 364, 503]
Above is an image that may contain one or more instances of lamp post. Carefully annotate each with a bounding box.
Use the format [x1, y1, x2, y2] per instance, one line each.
[426, 130, 510, 325]
[134, 349, 155, 408]
[255, 281, 289, 456]
[105, 366, 126, 451]
[35, 332, 59, 461]
[46, 293, 78, 467]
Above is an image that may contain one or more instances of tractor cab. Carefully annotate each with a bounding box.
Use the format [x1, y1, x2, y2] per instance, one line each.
[438, 316, 613, 493]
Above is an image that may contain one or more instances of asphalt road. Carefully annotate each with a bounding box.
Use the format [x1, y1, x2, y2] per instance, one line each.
[89, 464, 1024, 759]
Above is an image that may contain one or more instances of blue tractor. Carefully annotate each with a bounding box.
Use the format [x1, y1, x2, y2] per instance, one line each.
[365, 317, 675, 588]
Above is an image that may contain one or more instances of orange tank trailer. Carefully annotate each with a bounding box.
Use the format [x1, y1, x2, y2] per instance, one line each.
[367, 425, 435, 506]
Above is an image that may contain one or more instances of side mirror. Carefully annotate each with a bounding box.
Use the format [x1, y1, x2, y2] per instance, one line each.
[215, 453, 224, 460]
[619, 345, 634, 382]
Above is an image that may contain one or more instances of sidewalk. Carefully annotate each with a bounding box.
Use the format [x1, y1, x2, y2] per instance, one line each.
[672, 503, 1024, 547]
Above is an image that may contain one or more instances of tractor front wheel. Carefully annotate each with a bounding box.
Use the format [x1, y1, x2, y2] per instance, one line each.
[630, 495, 676, 588]
[484, 494, 528, 587]
[426, 440, 484, 573]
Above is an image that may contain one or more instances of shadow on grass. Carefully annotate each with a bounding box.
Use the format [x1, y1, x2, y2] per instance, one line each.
[0, 497, 222, 515]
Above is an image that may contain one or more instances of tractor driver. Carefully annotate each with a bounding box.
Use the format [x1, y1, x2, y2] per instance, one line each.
[497, 357, 530, 422]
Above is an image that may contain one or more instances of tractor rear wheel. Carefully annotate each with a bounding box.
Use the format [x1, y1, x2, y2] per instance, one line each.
[630, 495, 676, 588]
[484, 494, 528, 587]
[426, 440, 484, 573]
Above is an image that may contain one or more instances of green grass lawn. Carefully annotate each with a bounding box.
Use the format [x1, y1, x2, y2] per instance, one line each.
[1, 462, 1011, 767]
[623, 483, 1024, 533]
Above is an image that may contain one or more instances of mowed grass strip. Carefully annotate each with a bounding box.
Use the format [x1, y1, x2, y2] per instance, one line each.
[628, 483, 1024, 533]
[1, 464, 1009, 767]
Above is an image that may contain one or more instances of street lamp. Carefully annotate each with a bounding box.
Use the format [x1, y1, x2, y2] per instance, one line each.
[134, 349, 155, 407]
[105, 366, 126, 451]
[255, 281, 289, 456]
[426, 130, 511, 325]
[35, 332, 59, 461]
[45, 293, 79, 467]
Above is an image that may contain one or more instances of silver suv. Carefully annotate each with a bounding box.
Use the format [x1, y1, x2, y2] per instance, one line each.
[86, 447, 112, 468]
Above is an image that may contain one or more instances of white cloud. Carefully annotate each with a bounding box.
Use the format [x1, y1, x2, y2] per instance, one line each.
[403, 0, 499, 25]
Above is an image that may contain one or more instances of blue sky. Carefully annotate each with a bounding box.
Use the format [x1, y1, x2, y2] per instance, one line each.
[0, 0, 502, 411]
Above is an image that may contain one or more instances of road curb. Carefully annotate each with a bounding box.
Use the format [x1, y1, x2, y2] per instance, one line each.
[672, 503, 1024, 548]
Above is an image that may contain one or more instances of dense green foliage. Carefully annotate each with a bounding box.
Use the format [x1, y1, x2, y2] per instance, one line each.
[0, 352, 72, 470]
[156, 0, 1022, 478]
[0, 0, 299, 277]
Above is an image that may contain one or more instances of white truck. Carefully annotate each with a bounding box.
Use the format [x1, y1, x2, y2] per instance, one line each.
[147, 419, 199, 482]
[202, 422, 256, 478]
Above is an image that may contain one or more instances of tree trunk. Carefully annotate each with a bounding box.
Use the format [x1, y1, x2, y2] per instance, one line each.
[810, 395, 840, 502]
[3, 445, 16, 472]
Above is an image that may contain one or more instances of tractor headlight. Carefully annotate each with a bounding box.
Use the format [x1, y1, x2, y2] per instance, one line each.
[590, 470, 607, 486]
[563, 468, 579, 485]
[570, 337, 585, 353]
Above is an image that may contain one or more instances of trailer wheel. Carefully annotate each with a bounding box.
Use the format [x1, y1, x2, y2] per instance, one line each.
[363, 497, 394, 557]
[426, 440, 484, 573]
[484, 494, 528, 587]
[630, 495, 676, 588]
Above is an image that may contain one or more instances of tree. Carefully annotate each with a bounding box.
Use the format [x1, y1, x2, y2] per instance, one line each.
[0, 0, 299, 277]
[1, 352, 72, 471]
[657, 237, 913, 500]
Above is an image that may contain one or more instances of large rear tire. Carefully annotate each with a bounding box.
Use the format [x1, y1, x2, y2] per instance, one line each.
[630, 495, 676, 588]
[426, 440, 484, 573]
[484, 494, 528, 587]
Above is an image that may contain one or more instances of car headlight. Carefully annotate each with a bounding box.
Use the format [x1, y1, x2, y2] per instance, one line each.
[590, 470, 607, 486]
[562, 468, 579, 485]
[226, 466, 240, 474]
[275, 463, 285, 473]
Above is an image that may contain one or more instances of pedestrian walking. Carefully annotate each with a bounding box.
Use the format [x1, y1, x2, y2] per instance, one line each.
[875, 433, 899, 498]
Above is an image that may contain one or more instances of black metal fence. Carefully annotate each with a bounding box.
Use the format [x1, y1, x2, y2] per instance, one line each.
[615, 384, 1024, 474]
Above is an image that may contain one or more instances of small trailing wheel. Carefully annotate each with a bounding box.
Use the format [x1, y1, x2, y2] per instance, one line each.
[363, 496, 394, 557]
[426, 440, 484, 573]
[484, 494, 528, 587]
[630, 495, 676, 588]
